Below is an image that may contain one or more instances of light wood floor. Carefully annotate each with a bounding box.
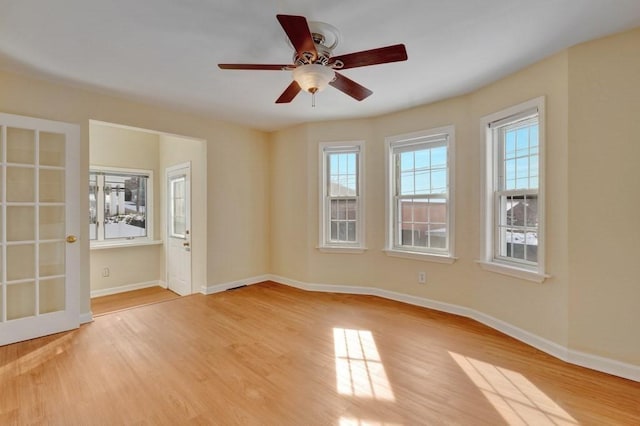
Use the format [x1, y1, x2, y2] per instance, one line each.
[91, 286, 181, 316]
[1, 282, 638, 425]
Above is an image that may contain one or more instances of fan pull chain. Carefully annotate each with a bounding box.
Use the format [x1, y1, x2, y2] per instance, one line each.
[312, 92, 316, 107]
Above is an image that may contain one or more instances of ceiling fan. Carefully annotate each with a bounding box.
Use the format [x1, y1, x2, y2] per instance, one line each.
[218, 14, 408, 105]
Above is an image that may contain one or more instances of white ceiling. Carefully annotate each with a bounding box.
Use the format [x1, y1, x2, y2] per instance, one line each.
[1, 0, 639, 132]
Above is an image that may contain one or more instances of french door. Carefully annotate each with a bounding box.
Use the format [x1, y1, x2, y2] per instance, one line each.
[0, 113, 80, 346]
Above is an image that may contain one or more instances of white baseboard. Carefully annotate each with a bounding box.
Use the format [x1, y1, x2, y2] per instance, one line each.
[90, 280, 163, 298]
[266, 274, 639, 382]
[202, 274, 271, 295]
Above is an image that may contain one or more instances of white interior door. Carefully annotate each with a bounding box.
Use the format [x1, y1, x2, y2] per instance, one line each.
[0, 112, 80, 346]
[166, 163, 191, 296]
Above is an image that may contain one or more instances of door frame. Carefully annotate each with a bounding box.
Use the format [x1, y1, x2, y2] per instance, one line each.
[165, 162, 192, 295]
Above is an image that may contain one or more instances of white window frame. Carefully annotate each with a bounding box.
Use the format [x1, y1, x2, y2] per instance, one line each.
[384, 126, 456, 263]
[318, 141, 366, 253]
[90, 166, 156, 249]
[479, 97, 549, 282]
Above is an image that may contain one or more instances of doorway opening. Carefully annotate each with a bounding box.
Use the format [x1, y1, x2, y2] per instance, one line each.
[88, 120, 206, 315]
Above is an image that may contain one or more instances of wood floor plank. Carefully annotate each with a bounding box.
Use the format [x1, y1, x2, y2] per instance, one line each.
[91, 286, 180, 316]
[1, 281, 638, 425]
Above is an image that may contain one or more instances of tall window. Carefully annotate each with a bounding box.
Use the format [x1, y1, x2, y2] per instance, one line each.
[385, 126, 454, 261]
[481, 97, 547, 281]
[319, 142, 364, 251]
[90, 167, 152, 244]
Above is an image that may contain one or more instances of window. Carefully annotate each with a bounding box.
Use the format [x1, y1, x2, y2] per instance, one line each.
[385, 126, 455, 262]
[89, 167, 153, 245]
[319, 141, 364, 251]
[480, 97, 547, 281]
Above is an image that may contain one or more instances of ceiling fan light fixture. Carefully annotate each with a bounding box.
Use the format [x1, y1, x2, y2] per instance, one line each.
[293, 64, 335, 94]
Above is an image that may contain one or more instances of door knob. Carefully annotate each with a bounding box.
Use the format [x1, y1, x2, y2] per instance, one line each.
[183, 242, 190, 247]
[66, 235, 78, 243]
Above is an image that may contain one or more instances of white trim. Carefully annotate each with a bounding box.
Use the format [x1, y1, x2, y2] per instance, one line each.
[90, 239, 163, 250]
[383, 249, 457, 264]
[201, 275, 271, 295]
[89, 165, 155, 243]
[480, 97, 547, 280]
[90, 280, 163, 298]
[79, 312, 94, 324]
[384, 125, 456, 258]
[264, 274, 639, 382]
[476, 260, 550, 283]
[317, 246, 367, 254]
[318, 140, 366, 250]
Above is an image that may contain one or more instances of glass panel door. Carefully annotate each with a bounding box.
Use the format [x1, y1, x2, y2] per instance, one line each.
[0, 113, 80, 346]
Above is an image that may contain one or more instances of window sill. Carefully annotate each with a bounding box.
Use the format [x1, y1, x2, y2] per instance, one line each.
[476, 260, 550, 283]
[317, 246, 367, 254]
[383, 249, 457, 264]
[90, 239, 163, 250]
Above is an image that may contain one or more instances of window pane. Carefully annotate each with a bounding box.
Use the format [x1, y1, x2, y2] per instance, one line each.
[171, 177, 186, 237]
[400, 151, 414, 171]
[328, 152, 358, 197]
[431, 170, 447, 193]
[6, 127, 35, 164]
[497, 194, 538, 263]
[501, 120, 538, 191]
[415, 150, 429, 169]
[329, 198, 357, 243]
[104, 174, 147, 239]
[328, 152, 357, 197]
[398, 198, 447, 250]
[400, 171, 414, 195]
[431, 146, 447, 167]
[393, 136, 450, 254]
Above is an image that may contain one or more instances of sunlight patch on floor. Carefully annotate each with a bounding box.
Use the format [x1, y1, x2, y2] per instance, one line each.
[333, 328, 395, 400]
[0, 332, 73, 379]
[449, 351, 578, 425]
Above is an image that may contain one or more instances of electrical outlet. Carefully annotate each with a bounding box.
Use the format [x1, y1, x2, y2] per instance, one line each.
[418, 271, 426, 284]
[102, 267, 110, 278]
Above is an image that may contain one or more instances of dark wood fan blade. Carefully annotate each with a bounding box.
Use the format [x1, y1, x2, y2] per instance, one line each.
[329, 72, 373, 101]
[276, 14, 317, 60]
[276, 81, 302, 103]
[218, 64, 291, 71]
[330, 44, 408, 70]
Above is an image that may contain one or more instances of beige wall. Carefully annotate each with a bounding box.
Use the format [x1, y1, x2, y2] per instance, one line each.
[568, 28, 640, 364]
[0, 69, 271, 316]
[468, 52, 570, 346]
[269, 54, 569, 344]
[269, 28, 640, 367]
[89, 123, 162, 292]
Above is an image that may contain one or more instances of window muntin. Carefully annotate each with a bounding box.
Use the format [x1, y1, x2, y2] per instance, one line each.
[319, 142, 364, 249]
[386, 127, 454, 259]
[89, 168, 152, 243]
